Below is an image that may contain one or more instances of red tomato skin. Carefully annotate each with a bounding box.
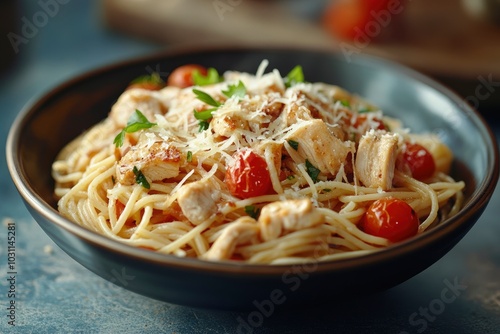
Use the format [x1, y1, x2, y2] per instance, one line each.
[167, 64, 207, 88]
[225, 149, 273, 199]
[401, 142, 436, 181]
[360, 198, 419, 242]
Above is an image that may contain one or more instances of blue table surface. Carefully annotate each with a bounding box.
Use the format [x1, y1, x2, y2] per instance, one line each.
[1, 1, 500, 333]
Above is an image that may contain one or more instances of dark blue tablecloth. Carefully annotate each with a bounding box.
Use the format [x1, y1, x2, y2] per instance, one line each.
[1, 1, 499, 333]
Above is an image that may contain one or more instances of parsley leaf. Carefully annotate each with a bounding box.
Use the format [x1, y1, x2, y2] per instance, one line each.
[305, 159, 320, 183]
[193, 89, 221, 107]
[187, 151, 193, 162]
[284, 65, 304, 88]
[222, 80, 246, 99]
[113, 110, 156, 147]
[198, 121, 210, 132]
[287, 139, 299, 151]
[193, 68, 222, 86]
[130, 72, 163, 86]
[133, 166, 150, 189]
[245, 205, 260, 219]
[193, 108, 217, 121]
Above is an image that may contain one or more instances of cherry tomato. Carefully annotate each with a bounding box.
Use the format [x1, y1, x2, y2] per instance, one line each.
[321, 0, 394, 41]
[359, 197, 419, 242]
[225, 149, 274, 199]
[400, 142, 436, 181]
[167, 64, 207, 88]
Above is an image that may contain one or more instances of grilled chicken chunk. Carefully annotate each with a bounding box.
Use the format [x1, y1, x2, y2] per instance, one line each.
[258, 198, 323, 241]
[284, 119, 353, 177]
[176, 179, 221, 226]
[204, 216, 259, 260]
[116, 133, 181, 186]
[109, 88, 167, 128]
[355, 130, 399, 190]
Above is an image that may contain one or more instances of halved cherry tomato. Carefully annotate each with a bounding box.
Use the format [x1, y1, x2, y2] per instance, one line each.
[167, 64, 207, 88]
[225, 149, 273, 199]
[359, 197, 419, 242]
[400, 142, 436, 181]
[321, 0, 394, 41]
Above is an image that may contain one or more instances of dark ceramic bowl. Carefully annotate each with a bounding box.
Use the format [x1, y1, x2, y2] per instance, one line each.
[6, 47, 499, 310]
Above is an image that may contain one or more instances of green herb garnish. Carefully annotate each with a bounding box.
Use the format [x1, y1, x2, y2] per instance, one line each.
[305, 159, 320, 183]
[245, 205, 260, 219]
[130, 72, 163, 86]
[340, 100, 350, 107]
[222, 80, 246, 99]
[284, 65, 304, 88]
[133, 166, 150, 189]
[193, 68, 222, 86]
[113, 110, 156, 147]
[287, 139, 299, 151]
[187, 151, 193, 162]
[193, 89, 221, 107]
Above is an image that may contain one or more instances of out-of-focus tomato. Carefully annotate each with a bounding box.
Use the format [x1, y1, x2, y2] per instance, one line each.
[225, 149, 274, 199]
[321, 0, 396, 41]
[167, 64, 207, 88]
[359, 197, 419, 242]
[400, 142, 436, 181]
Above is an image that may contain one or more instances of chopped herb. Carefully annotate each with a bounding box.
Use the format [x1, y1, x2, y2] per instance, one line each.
[187, 151, 193, 162]
[193, 108, 217, 132]
[222, 80, 246, 99]
[287, 139, 299, 151]
[193, 67, 222, 86]
[322, 188, 332, 193]
[113, 110, 156, 147]
[245, 205, 260, 219]
[284, 65, 304, 88]
[305, 159, 320, 183]
[193, 89, 221, 107]
[130, 72, 164, 86]
[286, 175, 295, 181]
[133, 166, 150, 189]
[198, 121, 210, 132]
[340, 100, 350, 107]
[358, 107, 370, 113]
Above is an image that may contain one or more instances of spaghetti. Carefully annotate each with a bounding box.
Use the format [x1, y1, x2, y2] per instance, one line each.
[52, 61, 464, 264]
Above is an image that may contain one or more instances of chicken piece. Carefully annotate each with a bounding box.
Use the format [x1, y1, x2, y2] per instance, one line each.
[176, 179, 221, 226]
[285, 119, 353, 176]
[355, 130, 399, 190]
[258, 198, 324, 241]
[204, 216, 259, 261]
[211, 109, 248, 138]
[109, 88, 166, 128]
[116, 133, 181, 186]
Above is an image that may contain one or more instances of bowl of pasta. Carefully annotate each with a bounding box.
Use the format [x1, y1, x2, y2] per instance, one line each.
[7, 46, 499, 310]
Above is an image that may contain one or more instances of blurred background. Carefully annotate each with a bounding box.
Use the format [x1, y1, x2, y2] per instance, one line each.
[1, 0, 500, 114]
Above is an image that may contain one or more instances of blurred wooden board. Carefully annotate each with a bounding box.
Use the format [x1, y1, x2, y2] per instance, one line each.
[101, 0, 500, 109]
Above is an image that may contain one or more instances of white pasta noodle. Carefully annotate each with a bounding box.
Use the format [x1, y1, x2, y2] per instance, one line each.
[52, 62, 465, 264]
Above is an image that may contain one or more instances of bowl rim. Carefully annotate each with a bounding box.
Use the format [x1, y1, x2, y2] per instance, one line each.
[6, 45, 500, 276]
